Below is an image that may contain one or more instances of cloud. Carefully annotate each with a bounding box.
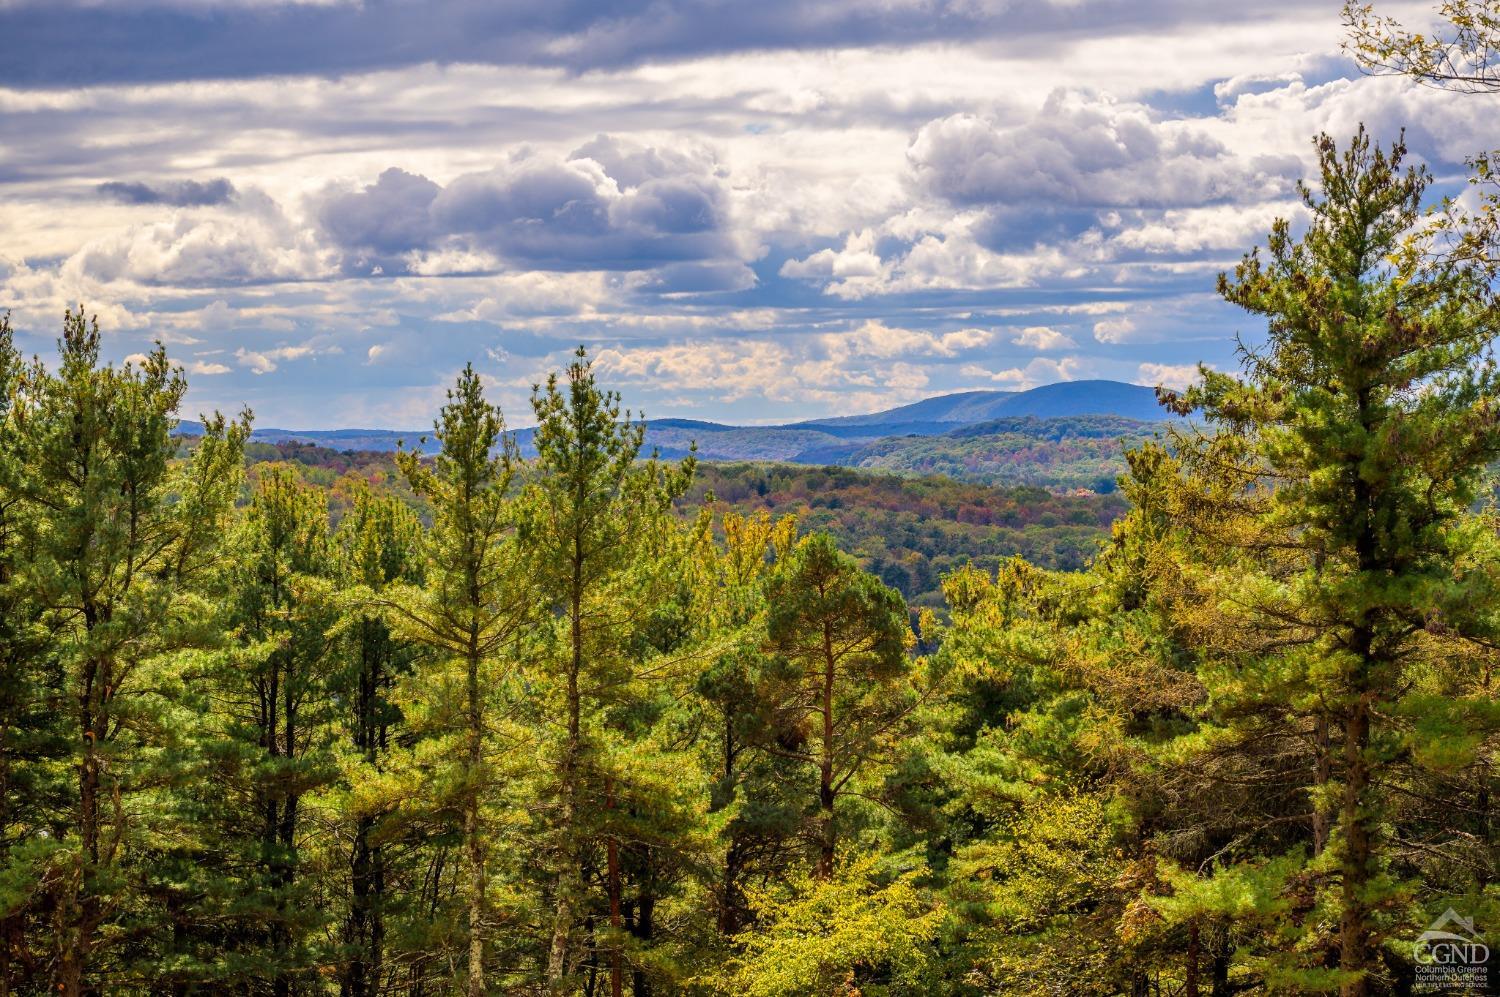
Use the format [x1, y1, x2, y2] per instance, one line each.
[961, 355, 1085, 389]
[0, 0, 1320, 86]
[316, 167, 441, 264]
[312, 139, 742, 276]
[235, 340, 339, 374]
[123, 350, 231, 375]
[592, 318, 999, 412]
[1011, 325, 1075, 350]
[1137, 361, 1209, 389]
[832, 320, 993, 360]
[908, 90, 1299, 210]
[97, 177, 237, 206]
[68, 189, 330, 286]
[430, 155, 732, 271]
[1093, 316, 1138, 344]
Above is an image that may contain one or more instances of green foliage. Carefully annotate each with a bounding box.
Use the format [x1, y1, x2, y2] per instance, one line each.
[5, 157, 1500, 997]
[712, 857, 945, 997]
[843, 414, 1162, 490]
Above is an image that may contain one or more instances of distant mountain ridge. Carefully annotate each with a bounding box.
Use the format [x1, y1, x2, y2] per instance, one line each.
[176, 379, 1178, 487]
[798, 380, 1172, 426]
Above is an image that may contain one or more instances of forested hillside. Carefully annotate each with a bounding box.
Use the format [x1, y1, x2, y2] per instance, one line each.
[187, 386, 1173, 490]
[826, 415, 1159, 490]
[3, 132, 1500, 997]
[236, 442, 1125, 608]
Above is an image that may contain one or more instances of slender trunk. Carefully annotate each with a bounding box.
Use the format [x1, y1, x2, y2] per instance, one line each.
[1338, 687, 1374, 997]
[61, 650, 106, 997]
[275, 654, 301, 997]
[1210, 933, 1231, 997]
[719, 839, 743, 935]
[717, 722, 742, 935]
[345, 634, 385, 997]
[1312, 713, 1334, 856]
[632, 875, 654, 997]
[606, 778, 622, 997]
[1185, 919, 1200, 997]
[466, 645, 486, 997]
[548, 558, 584, 987]
[817, 622, 836, 880]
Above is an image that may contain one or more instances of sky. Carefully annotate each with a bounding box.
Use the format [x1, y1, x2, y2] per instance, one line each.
[0, 0, 1494, 429]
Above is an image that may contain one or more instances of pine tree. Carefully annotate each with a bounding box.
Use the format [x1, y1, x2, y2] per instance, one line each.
[691, 510, 805, 936]
[0, 311, 71, 994]
[388, 364, 533, 997]
[1166, 129, 1500, 994]
[761, 533, 914, 880]
[213, 464, 342, 991]
[518, 347, 694, 992]
[4, 308, 246, 994]
[333, 486, 425, 997]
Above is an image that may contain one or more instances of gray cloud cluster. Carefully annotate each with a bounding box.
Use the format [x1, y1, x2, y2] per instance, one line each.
[97, 178, 237, 207]
[316, 140, 741, 277]
[908, 91, 1300, 210]
[1, 0, 1312, 86]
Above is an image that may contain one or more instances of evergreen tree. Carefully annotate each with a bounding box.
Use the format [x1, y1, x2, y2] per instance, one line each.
[0, 311, 70, 994]
[691, 510, 805, 937]
[4, 308, 246, 993]
[388, 364, 533, 997]
[517, 347, 694, 992]
[1166, 129, 1500, 994]
[332, 487, 425, 997]
[761, 533, 914, 880]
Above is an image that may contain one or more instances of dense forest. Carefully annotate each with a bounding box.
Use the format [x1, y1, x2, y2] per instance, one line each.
[237, 442, 1125, 608]
[829, 414, 1158, 491]
[3, 133, 1500, 997]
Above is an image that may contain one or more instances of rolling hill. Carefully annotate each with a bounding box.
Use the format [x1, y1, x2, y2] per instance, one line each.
[177, 379, 1179, 487]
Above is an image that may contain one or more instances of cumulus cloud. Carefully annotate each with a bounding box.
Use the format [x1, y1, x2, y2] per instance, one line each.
[592, 318, 999, 411]
[68, 189, 330, 286]
[908, 90, 1299, 210]
[98, 177, 237, 206]
[961, 355, 1086, 389]
[312, 139, 741, 277]
[235, 340, 340, 374]
[316, 167, 441, 263]
[1092, 316, 1138, 344]
[832, 320, 993, 359]
[1137, 361, 1210, 389]
[1012, 325, 1074, 350]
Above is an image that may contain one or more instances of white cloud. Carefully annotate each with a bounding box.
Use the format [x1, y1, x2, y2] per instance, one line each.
[961, 354, 1085, 389]
[1137, 361, 1210, 390]
[907, 90, 1299, 209]
[830, 320, 994, 360]
[234, 340, 339, 374]
[1093, 316, 1138, 344]
[1011, 325, 1075, 350]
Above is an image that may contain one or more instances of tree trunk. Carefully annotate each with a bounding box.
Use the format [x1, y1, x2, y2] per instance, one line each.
[60, 651, 106, 997]
[1312, 713, 1334, 856]
[605, 778, 623, 997]
[1185, 919, 1200, 997]
[817, 622, 836, 880]
[1209, 925, 1231, 997]
[465, 646, 486, 997]
[1339, 688, 1374, 997]
[548, 564, 585, 987]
